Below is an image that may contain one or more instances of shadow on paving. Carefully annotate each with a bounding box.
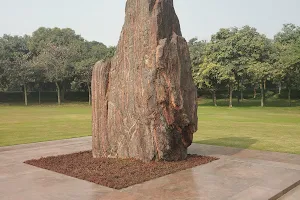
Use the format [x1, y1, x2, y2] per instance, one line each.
[196, 137, 258, 156]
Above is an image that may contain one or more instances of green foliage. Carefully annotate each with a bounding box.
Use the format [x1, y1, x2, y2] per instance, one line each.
[0, 35, 36, 105]
[73, 41, 115, 104]
[27, 27, 110, 104]
[189, 24, 300, 107]
[34, 44, 75, 84]
[195, 59, 221, 91]
[74, 41, 112, 86]
[0, 26, 117, 105]
[274, 24, 300, 106]
[28, 27, 84, 56]
[210, 26, 272, 81]
[1, 24, 300, 107]
[274, 24, 300, 85]
[104, 46, 116, 60]
[191, 26, 275, 107]
[0, 60, 8, 91]
[247, 63, 273, 83]
[274, 24, 300, 45]
[189, 38, 207, 67]
[0, 35, 31, 84]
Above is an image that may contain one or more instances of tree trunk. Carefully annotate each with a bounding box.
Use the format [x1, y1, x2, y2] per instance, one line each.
[38, 89, 41, 105]
[24, 84, 28, 106]
[278, 82, 282, 95]
[227, 86, 230, 102]
[264, 80, 266, 90]
[288, 87, 291, 107]
[260, 81, 265, 107]
[241, 90, 244, 102]
[229, 85, 233, 108]
[55, 82, 61, 105]
[237, 80, 240, 105]
[87, 83, 91, 106]
[61, 84, 65, 103]
[212, 91, 217, 106]
[254, 88, 256, 99]
[240, 79, 244, 102]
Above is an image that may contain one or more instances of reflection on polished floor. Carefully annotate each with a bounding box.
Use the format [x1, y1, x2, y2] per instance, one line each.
[0, 137, 300, 200]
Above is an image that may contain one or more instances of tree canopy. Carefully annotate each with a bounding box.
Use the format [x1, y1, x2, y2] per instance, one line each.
[189, 24, 300, 107]
[1, 24, 300, 107]
[0, 27, 115, 105]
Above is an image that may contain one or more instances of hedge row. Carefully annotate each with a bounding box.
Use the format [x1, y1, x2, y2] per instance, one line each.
[0, 89, 299, 103]
[0, 91, 89, 103]
[198, 89, 300, 99]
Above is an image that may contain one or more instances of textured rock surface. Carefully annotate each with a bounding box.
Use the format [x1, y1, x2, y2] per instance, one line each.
[92, 0, 197, 161]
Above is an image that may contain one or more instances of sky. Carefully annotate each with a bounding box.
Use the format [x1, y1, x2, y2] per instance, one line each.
[0, 0, 300, 46]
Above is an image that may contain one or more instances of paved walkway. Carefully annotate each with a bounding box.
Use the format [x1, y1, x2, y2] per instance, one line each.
[279, 186, 300, 200]
[1, 137, 300, 200]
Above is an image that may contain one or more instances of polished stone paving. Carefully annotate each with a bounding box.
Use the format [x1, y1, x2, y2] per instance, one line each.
[279, 185, 300, 200]
[0, 137, 300, 200]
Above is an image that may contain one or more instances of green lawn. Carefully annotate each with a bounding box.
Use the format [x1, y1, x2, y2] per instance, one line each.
[195, 99, 300, 154]
[0, 103, 92, 146]
[1, 100, 300, 155]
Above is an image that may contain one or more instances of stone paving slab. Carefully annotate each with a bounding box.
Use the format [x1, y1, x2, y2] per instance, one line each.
[0, 137, 300, 200]
[279, 186, 300, 200]
[100, 158, 300, 200]
[188, 144, 300, 166]
[0, 137, 90, 153]
[0, 137, 113, 200]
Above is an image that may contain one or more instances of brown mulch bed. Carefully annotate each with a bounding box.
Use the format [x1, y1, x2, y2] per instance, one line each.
[24, 151, 218, 189]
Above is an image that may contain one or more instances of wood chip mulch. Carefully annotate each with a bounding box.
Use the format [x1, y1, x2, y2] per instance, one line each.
[25, 151, 218, 189]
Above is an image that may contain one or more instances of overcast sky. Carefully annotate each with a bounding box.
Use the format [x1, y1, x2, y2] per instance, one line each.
[0, 0, 299, 46]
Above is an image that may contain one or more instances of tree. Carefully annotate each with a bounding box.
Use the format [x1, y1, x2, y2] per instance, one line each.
[34, 44, 76, 105]
[105, 46, 116, 60]
[248, 63, 273, 107]
[217, 64, 236, 107]
[32, 64, 46, 104]
[189, 40, 224, 106]
[9, 55, 36, 106]
[208, 26, 274, 107]
[274, 24, 300, 45]
[29, 27, 84, 102]
[277, 39, 300, 106]
[189, 38, 207, 68]
[75, 41, 114, 105]
[246, 35, 274, 107]
[28, 27, 84, 56]
[0, 60, 10, 91]
[0, 35, 36, 105]
[0, 47, 8, 92]
[208, 27, 240, 107]
[195, 58, 222, 106]
[274, 24, 300, 106]
[75, 57, 94, 105]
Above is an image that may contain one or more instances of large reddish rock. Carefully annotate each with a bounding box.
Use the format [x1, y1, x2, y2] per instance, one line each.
[92, 0, 197, 162]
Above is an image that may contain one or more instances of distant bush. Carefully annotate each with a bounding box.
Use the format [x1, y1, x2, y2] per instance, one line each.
[272, 93, 280, 99]
[265, 91, 275, 98]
